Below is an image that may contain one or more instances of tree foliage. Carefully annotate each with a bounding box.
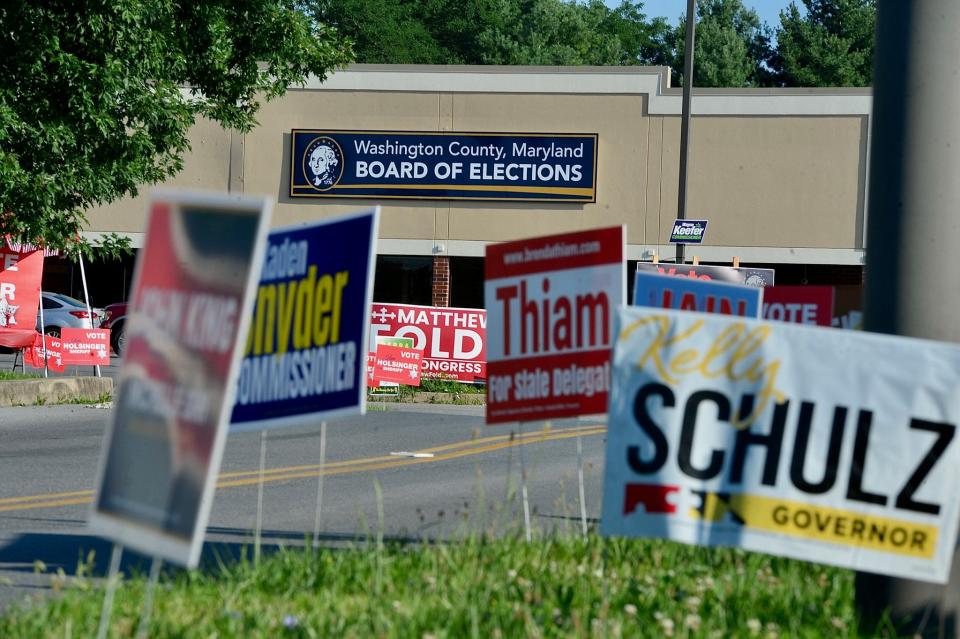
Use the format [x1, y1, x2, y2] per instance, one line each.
[772, 0, 875, 87]
[323, 0, 672, 66]
[0, 0, 352, 250]
[664, 0, 773, 87]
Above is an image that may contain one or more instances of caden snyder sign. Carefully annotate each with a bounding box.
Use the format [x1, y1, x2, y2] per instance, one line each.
[290, 130, 597, 203]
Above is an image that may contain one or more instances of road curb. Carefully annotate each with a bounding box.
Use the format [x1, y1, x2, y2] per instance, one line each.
[369, 391, 485, 405]
[0, 377, 114, 407]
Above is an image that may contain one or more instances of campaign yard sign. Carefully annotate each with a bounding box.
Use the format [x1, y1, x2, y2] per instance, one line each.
[0, 245, 43, 348]
[368, 303, 486, 382]
[602, 306, 960, 583]
[25, 332, 64, 372]
[637, 263, 774, 288]
[670, 219, 708, 244]
[485, 226, 625, 424]
[61, 328, 111, 366]
[90, 191, 271, 568]
[762, 286, 834, 326]
[290, 131, 598, 203]
[632, 271, 762, 318]
[373, 344, 423, 386]
[231, 209, 379, 432]
[367, 335, 414, 392]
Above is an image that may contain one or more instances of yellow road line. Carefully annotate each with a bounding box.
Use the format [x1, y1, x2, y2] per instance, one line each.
[0, 425, 606, 513]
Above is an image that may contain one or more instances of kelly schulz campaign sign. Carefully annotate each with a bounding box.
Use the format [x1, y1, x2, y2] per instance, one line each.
[89, 191, 271, 568]
[602, 306, 960, 583]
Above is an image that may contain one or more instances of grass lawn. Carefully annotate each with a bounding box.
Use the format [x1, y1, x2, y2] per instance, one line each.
[0, 533, 884, 638]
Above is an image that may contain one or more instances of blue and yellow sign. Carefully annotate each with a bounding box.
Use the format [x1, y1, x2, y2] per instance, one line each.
[290, 130, 598, 202]
[230, 208, 379, 431]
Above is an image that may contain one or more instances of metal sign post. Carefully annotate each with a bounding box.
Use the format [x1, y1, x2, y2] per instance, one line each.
[676, 0, 697, 266]
[96, 543, 124, 639]
[76, 249, 101, 377]
[312, 420, 328, 547]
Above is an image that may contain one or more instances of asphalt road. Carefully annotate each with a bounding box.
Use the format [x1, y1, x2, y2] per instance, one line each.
[0, 402, 607, 612]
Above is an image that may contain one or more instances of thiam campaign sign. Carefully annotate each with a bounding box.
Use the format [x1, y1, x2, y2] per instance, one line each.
[290, 130, 597, 203]
[602, 306, 960, 583]
[632, 271, 762, 318]
[485, 226, 625, 424]
[231, 208, 379, 432]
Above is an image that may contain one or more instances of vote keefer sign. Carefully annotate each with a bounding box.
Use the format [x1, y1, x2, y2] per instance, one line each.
[485, 226, 625, 424]
[368, 303, 486, 383]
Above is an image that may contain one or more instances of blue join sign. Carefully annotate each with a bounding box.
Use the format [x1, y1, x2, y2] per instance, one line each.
[290, 130, 598, 203]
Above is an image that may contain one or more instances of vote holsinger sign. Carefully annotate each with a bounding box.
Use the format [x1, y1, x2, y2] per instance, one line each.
[373, 344, 424, 386]
[368, 303, 486, 383]
[602, 306, 960, 583]
[485, 226, 625, 424]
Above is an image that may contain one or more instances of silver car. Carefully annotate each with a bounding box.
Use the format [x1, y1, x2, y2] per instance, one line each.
[36, 292, 104, 337]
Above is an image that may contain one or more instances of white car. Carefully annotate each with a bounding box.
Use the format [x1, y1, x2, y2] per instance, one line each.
[36, 292, 104, 337]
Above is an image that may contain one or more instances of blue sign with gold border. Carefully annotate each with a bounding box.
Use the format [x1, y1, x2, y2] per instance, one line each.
[290, 130, 598, 202]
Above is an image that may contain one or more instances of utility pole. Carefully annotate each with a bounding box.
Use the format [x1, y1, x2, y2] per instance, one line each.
[675, 0, 696, 266]
[860, 2, 960, 636]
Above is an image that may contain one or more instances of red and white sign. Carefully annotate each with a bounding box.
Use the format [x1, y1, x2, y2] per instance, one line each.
[762, 286, 834, 326]
[0, 247, 44, 348]
[368, 303, 486, 382]
[484, 226, 625, 424]
[373, 344, 424, 386]
[90, 191, 271, 568]
[61, 328, 111, 365]
[25, 332, 64, 372]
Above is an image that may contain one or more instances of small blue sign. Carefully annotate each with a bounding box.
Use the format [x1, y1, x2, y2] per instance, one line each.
[230, 208, 379, 431]
[670, 219, 708, 244]
[290, 130, 598, 202]
[632, 271, 762, 318]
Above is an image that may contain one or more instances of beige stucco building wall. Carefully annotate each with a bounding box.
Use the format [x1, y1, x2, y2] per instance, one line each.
[83, 66, 871, 265]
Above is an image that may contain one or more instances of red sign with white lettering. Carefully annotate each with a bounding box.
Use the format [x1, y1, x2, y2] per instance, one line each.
[24, 332, 64, 371]
[484, 226, 625, 424]
[762, 286, 834, 326]
[61, 328, 111, 365]
[373, 344, 424, 386]
[0, 246, 44, 348]
[368, 303, 486, 382]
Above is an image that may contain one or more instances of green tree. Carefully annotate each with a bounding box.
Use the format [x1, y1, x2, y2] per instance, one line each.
[772, 0, 875, 87]
[322, 0, 672, 67]
[667, 0, 774, 87]
[0, 0, 352, 251]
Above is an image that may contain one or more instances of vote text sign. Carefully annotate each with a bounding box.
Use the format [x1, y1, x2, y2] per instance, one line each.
[602, 306, 960, 583]
[61, 328, 111, 365]
[485, 226, 625, 424]
[373, 344, 423, 386]
[762, 286, 834, 326]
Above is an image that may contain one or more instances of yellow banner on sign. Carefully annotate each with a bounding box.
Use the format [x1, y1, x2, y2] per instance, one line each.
[690, 492, 937, 559]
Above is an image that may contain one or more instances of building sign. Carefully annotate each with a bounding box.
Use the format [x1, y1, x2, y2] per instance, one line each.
[61, 328, 111, 365]
[373, 344, 424, 386]
[670, 219, 708, 244]
[762, 286, 834, 326]
[290, 130, 598, 203]
[368, 303, 486, 383]
[90, 191, 271, 568]
[637, 263, 774, 288]
[0, 246, 43, 348]
[633, 271, 762, 318]
[602, 306, 960, 583]
[485, 226, 625, 424]
[231, 209, 380, 432]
